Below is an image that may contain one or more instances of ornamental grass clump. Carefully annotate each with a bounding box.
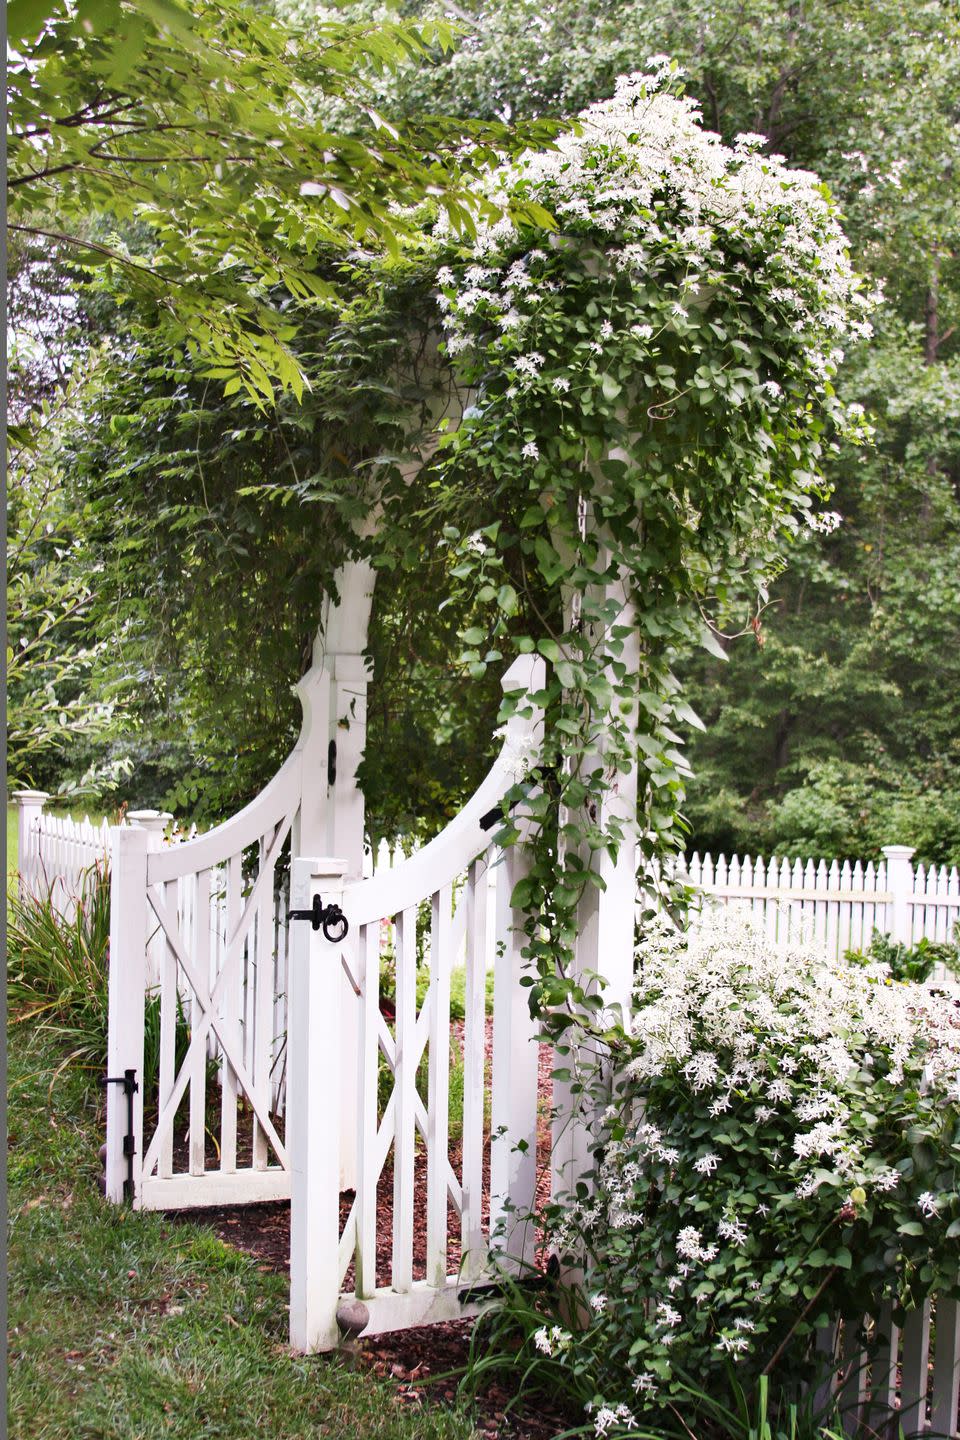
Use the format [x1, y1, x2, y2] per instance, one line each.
[503, 916, 960, 1436]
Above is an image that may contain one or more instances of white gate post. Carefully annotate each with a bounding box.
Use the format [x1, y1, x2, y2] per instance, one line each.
[288, 855, 348, 1353]
[105, 822, 150, 1205]
[552, 598, 639, 1207]
[13, 789, 49, 899]
[882, 845, 916, 946]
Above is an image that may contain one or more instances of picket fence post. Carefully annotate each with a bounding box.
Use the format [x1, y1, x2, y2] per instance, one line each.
[14, 789, 49, 898]
[288, 855, 348, 1353]
[882, 845, 916, 947]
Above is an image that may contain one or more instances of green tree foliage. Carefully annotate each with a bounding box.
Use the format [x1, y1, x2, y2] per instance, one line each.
[7, 359, 133, 796]
[22, 0, 960, 868]
[8, 0, 557, 403]
[351, 0, 960, 865]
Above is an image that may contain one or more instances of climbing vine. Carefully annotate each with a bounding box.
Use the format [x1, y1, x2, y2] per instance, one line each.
[414, 64, 873, 1014]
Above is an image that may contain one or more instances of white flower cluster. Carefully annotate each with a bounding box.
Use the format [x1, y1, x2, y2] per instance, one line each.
[533, 1324, 573, 1356]
[435, 66, 871, 394]
[593, 1402, 638, 1437]
[621, 912, 960, 1200]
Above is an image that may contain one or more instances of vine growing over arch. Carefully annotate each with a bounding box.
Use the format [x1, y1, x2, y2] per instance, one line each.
[392, 64, 873, 1015]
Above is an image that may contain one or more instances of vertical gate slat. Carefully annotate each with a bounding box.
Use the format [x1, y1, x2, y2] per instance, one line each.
[392, 906, 417, 1293]
[355, 923, 380, 1297]
[900, 1300, 932, 1438]
[158, 877, 179, 1178]
[220, 854, 242, 1174]
[189, 869, 210, 1175]
[931, 1296, 960, 1440]
[490, 843, 538, 1271]
[426, 884, 452, 1288]
[461, 858, 488, 1281]
[252, 832, 274, 1170]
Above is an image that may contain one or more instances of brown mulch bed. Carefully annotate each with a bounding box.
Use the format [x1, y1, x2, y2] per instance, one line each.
[168, 1030, 575, 1439]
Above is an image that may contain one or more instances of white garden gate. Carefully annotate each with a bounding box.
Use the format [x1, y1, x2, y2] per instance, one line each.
[287, 655, 546, 1348]
[102, 604, 565, 1344]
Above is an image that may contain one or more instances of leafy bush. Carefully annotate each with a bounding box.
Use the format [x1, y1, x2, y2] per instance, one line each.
[480, 916, 960, 1437]
[8, 866, 112, 1073]
[845, 926, 960, 984]
[8, 866, 188, 1099]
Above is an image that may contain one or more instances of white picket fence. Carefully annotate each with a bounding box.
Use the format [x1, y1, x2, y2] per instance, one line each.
[821, 1300, 960, 1439]
[679, 846, 960, 980]
[14, 791, 112, 919]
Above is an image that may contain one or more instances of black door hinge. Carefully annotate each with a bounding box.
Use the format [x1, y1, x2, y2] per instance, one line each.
[102, 1068, 138, 1201]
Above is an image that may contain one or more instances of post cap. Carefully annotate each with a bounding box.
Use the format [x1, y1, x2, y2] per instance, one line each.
[12, 790, 50, 805]
[126, 810, 174, 833]
[881, 845, 916, 860]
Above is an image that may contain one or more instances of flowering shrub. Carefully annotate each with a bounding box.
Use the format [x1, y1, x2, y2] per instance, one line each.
[428, 61, 875, 1011]
[512, 917, 960, 1433]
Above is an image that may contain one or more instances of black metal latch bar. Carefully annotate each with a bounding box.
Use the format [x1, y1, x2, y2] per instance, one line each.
[102, 1068, 138, 1201]
[287, 894, 349, 943]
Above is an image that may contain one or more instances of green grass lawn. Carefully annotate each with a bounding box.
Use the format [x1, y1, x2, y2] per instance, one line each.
[7, 1025, 480, 1440]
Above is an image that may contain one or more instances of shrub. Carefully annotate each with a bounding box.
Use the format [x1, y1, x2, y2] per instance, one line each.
[8, 866, 111, 1074]
[8, 866, 187, 1100]
[482, 915, 960, 1437]
[846, 926, 960, 984]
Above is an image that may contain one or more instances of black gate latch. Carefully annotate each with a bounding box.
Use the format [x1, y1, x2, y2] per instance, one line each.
[102, 1068, 138, 1201]
[287, 894, 349, 943]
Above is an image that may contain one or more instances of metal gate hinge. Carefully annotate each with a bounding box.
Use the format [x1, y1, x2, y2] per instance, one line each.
[102, 1068, 138, 1202]
[287, 894, 349, 942]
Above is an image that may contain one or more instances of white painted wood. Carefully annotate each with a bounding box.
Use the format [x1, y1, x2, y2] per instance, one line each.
[883, 846, 917, 947]
[869, 1302, 899, 1437]
[490, 839, 539, 1272]
[190, 869, 211, 1176]
[141, 886, 289, 1180]
[930, 1296, 960, 1439]
[140, 1169, 289, 1210]
[252, 832, 274, 1171]
[461, 858, 488, 1282]
[158, 876, 178, 1180]
[342, 1278, 498, 1338]
[426, 885, 452, 1289]
[288, 857, 348, 1353]
[391, 906, 417, 1295]
[900, 1300, 932, 1438]
[105, 823, 149, 1205]
[355, 922, 381, 1298]
[221, 854, 242, 1173]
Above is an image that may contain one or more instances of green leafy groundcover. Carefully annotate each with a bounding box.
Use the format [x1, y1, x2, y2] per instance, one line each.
[474, 917, 960, 1438]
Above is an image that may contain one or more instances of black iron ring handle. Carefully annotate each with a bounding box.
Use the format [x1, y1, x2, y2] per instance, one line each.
[321, 905, 349, 943]
[287, 896, 350, 943]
